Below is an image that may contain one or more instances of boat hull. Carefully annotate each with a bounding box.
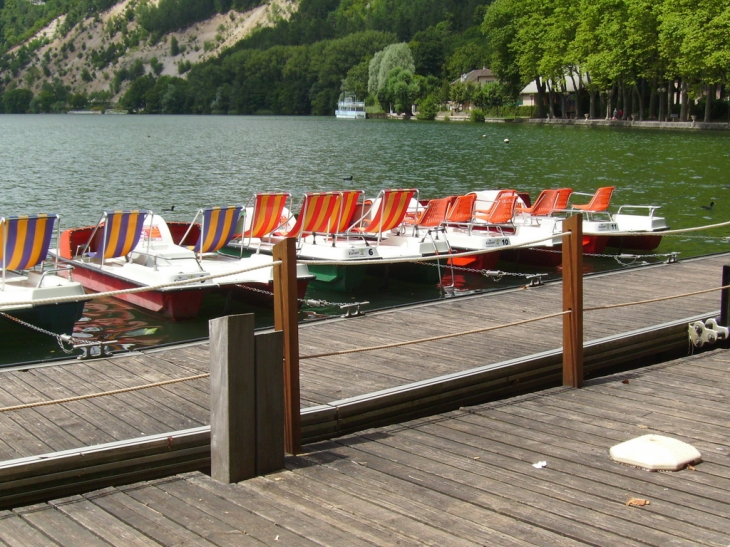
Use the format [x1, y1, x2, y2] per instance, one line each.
[606, 234, 663, 251]
[308, 263, 369, 292]
[64, 263, 207, 320]
[448, 252, 501, 270]
[0, 300, 85, 336]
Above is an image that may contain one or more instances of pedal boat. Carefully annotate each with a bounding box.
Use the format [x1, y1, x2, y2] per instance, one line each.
[1, 214, 86, 336]
[229, 190, 452, 291]
[55, 208, 312, 320]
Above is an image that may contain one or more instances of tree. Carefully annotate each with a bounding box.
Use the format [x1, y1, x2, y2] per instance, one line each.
[120, 74, 156, 112]
[368, 43, 415, 95]
[3, 87, 33, 113]
[416, 94, 440, 119]
[384, 66, 420, 114]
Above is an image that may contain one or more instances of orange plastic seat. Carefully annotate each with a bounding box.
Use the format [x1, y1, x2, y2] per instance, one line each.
[444, 194, 477, 225]
[404, 196, 454, 229]
[475, 192, 519, 227]
[555, 188, 573, 211]
[517, 189, 560, 216]
[572, 186, 615, 212]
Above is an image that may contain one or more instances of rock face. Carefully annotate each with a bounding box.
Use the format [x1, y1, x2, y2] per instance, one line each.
[6, 0, 299, 103]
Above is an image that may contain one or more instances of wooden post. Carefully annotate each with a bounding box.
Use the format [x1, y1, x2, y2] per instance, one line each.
[562, 214, 584, 388]
[209, 313, 256, 483]
[255, 330, 284, 475]
[272, 238, 301, 455]
[720, 265, 730, 327]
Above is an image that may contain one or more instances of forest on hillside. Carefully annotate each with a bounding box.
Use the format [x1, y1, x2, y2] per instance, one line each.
[2, 0, 730, 120]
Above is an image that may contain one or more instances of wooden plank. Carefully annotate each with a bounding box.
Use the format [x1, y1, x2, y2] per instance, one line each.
[86, 487, 216, 547]
[185, 471, 392, 547]
[48, 494, 160, 546]
[13, 503, 109, 547]
[323, 433, 650, 546]
[120, 480, 266, 546]
[0, 512, 58, 546]
[156, 474, 321, 546]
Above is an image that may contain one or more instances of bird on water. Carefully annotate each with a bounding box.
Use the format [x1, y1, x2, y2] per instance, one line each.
[163, 205, 175, 212]
[343, 175, 354, 181]
[700, 201, 715, 210]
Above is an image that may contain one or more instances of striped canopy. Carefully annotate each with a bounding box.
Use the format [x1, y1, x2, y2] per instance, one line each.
[195, 206, 242, 253]
[244, 193, 291, 238]
[284, 192, 340, 238]
[356, 189, 416, 234]
[0, 214, 57, 271]
[329, 190, 363, 233]
[94, 210, 149, 259]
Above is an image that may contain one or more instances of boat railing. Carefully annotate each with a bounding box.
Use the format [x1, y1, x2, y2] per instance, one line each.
[615, 204, 662, 218]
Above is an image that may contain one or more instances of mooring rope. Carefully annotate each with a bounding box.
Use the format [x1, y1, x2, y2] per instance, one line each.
[300, 310, 571, 359]
[0, 373, 210, 414]
[584, 283, 730, 312]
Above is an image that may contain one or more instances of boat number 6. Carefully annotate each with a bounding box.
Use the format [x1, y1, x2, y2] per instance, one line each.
[368, 249, 374, 256]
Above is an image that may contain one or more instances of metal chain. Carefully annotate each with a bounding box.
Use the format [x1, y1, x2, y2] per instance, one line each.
[416, 261, 540, 280]
[233, 283, 367, 309]
[0, 312, 82, 354]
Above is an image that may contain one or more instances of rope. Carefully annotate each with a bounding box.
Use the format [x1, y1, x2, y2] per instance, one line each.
[0, 373, 210, 414]
[584, 283, 730, 312]
[301, 310, 570, 359]
[3, 260, 282, 308]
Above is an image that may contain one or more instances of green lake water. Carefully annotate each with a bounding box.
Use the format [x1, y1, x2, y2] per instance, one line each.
[1, 115, 729, 365]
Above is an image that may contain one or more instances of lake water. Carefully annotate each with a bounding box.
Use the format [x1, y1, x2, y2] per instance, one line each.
[2, 115, 729, 365]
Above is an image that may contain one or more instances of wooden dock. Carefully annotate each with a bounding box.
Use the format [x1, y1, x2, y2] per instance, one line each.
[1, 348, 729, 546]
[0, 253, 726, 462]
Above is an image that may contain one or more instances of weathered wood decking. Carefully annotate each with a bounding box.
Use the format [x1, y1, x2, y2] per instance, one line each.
[0, 254, 725, 462]
[1, 349, 728, 546]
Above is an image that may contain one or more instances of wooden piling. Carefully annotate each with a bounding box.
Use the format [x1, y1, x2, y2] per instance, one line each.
[562, 214, 584, 388]
[272, 238, 302, 455]
[720, 265, 730, 327]
[209, 314, 285, 483]
[209, 313, 256, 483]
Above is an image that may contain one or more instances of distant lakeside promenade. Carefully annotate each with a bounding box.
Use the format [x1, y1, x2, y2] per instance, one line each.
[428, 112, 730, 131]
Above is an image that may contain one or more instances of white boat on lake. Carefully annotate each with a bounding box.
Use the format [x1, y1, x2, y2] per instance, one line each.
[335, 94, 366, 119]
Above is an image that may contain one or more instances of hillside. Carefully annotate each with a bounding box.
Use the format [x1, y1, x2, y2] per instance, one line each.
[0, 0, 494, 114]
[2, 0, 298, 107]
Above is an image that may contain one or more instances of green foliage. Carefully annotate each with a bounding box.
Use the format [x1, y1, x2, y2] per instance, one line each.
[383, 66, 419, 113]
[150, 56, 164, 75]
[368, 42, 415, 95]
[416, 93, 439, 119]
[120, 73, 155, 111]
[3, 87, 32, 112]
[0, 0, 118, 53]
[470, 107, 485, 122]
[170, 35, 180, 56]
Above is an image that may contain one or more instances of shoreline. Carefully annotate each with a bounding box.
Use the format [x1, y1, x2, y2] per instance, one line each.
[430, 112, 730, 131]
